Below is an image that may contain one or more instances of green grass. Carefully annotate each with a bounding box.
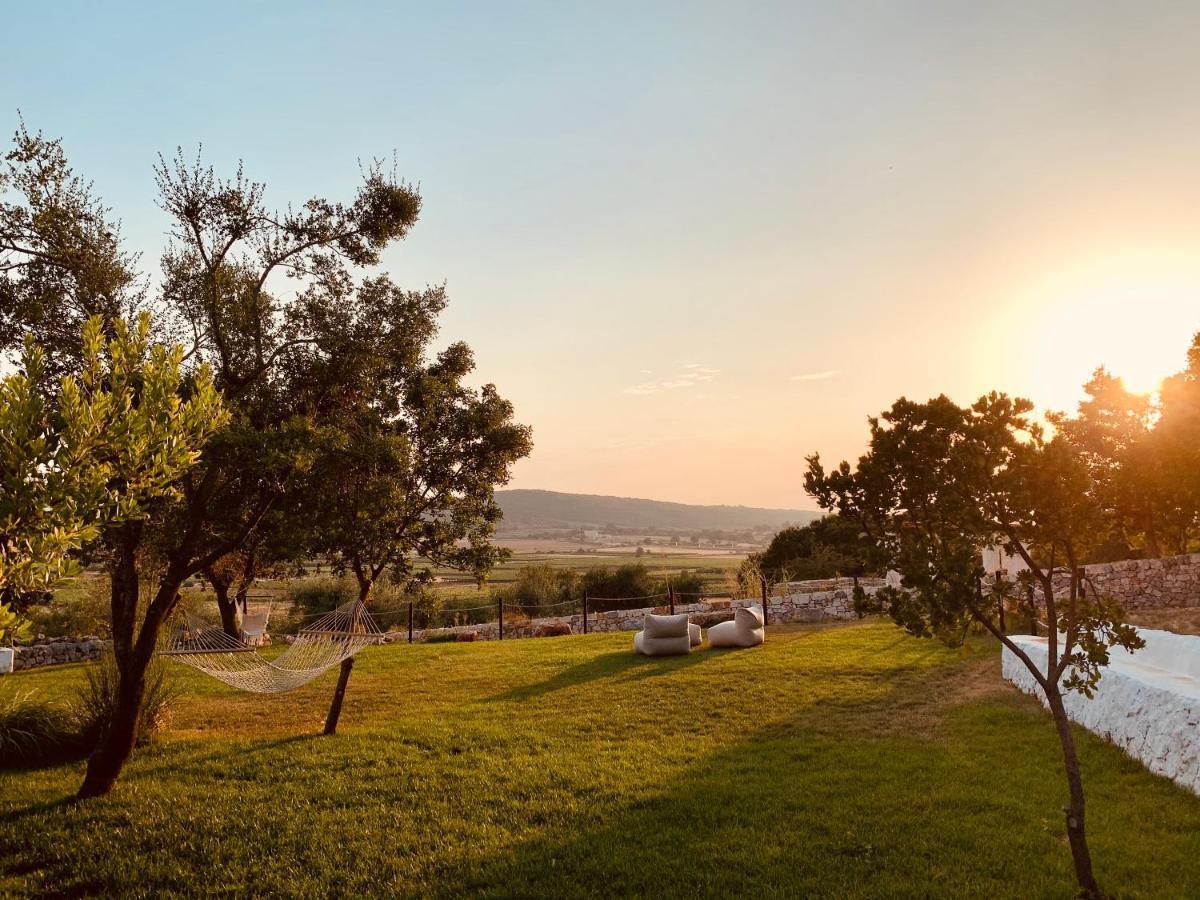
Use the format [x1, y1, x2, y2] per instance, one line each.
[2, 622, 1199, 897]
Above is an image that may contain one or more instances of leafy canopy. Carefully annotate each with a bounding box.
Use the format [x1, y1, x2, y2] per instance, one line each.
[0, 314, 226, 639]
[805, 392, 1141, 695]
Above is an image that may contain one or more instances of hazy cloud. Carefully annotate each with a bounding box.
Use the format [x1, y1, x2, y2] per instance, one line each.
[791, 370, 839, 382]
[625, 364, 721, 395]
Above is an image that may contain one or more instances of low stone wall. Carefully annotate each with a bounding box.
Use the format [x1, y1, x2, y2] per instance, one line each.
[11, 636, 109, 671]
[383, 577, 878, 644]
[1056, 554, 1200, 610]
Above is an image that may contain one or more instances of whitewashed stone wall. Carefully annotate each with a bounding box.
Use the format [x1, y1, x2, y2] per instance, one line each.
[381, 577, 880, 644]
[1002, 630, 1200, 796]
[11, 636, 109, 671]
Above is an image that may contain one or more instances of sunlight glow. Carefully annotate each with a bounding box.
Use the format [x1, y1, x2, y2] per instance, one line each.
[1013, 258, 1199, 413]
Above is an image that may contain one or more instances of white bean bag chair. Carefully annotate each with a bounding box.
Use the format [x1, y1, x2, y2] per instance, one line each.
[707, 605, 765, 649]
[634, 613, 700, 656]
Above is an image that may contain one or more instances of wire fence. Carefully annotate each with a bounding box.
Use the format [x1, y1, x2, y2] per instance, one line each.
[203, 575, 861, 647]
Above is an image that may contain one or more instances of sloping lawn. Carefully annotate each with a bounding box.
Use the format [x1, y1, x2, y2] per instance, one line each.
[2, 622, 1199, 897]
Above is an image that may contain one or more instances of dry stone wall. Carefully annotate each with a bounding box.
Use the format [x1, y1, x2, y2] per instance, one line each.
[12, 636, 109, 671]
[1056, 553, 1200, 609]
[380, 577, 880, 644]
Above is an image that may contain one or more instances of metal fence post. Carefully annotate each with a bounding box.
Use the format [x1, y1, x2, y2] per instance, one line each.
[408, 601, 413, 644]
[498, 598, 504, 640]
[582, 594, 589, 634]
[760, 575, 770, 626]
[668, 583, 675, 615]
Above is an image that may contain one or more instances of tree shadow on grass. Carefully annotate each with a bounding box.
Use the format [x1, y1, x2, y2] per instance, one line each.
[1, 795, 76, 828]
[424, 695, 1137, 900]
[493, 648, 717, 703]
[126, 731, 321, 784]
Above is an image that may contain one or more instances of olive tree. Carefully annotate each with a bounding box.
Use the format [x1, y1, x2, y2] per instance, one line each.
[2, 124, 424, 797]
[0, 314, 224, 644]
[299, 277, 533, 733]
[805, 392, 1141, 899]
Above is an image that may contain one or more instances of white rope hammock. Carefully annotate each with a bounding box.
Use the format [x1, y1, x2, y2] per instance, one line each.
[163, 600, 382, 694]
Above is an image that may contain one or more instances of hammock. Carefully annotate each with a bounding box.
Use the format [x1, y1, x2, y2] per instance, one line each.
[163, 600, 382, 693]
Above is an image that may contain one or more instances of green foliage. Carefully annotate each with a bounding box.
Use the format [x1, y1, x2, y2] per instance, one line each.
[0, 315, 226, 650]
[0, 122, 142, 378]
[754, 514, 885, 583]
[0, 692, 85, 769]
[496, 564, 582, 616]
[25, 577, 111, 639]
[73, 651, 176, 751]
[0, 605, 32, 646]
[669, 570, 706, 596]
[301, 276, 532, 602]
[582, 563, 661, 610]
[1050, 369, 1175, 557]
[806, 393, 1142, 692]
[285, 575, 357, 618]
[0, 649, 174, 771]
[1154, 336, 1200, 553]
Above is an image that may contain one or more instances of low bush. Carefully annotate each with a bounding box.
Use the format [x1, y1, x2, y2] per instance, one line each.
[284, 576, 359, 625]
[1, 650, 176, 772]
[669, 570, 706, 597]
[582, 563, 660, 611]
[498, 565, 582, 617]
[0, 692, 85, 769]
[25, 576, 112, 639]
[72, 651, 176, 751]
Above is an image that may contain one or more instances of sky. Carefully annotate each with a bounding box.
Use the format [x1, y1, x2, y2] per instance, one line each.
[5, 1, 1200, 509]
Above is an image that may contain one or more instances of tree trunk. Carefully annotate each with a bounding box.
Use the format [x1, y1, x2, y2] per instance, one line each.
[78, 557, 187, 800]
[210, 573, 242, 638]
[1144, 509, 1162, 559]
[235, 546, 257, 616]
[1045, 689, 1100, 898]
[323, 577, 373, 736]
[76, 650, 148, 799]
[323, 658, 355, 735]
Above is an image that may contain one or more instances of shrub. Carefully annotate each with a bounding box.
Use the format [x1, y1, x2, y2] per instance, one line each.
[25, 576, 112, 639]
[0, 650, 176, 771]
[583, 563, 661, 611]
[73, 651, 176, 750]
[0, 692, 85, 769]
[286, 575, 357, 617]
[501, 565, 582, 616]
[670, 570, 706, 597]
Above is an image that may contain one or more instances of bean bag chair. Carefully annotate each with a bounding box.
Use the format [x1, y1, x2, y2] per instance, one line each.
[707, 605, 765, 649]
[634, 613, 698, 656]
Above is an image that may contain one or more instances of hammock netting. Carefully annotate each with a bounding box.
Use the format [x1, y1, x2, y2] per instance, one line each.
[163, 601, 382, 693]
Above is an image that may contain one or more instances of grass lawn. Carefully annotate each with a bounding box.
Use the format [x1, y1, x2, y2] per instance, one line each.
[2, 622, 1199, 897]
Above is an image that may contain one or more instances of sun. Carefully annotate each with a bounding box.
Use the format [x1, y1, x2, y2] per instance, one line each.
[1012, 261, 1199, 412]
[1116, 360, 1167, 396]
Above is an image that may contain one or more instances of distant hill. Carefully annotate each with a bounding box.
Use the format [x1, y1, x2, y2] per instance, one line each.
[495, 489, 821, 533]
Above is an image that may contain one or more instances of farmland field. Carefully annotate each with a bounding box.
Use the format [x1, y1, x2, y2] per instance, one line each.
[423, 548, 746, 592]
